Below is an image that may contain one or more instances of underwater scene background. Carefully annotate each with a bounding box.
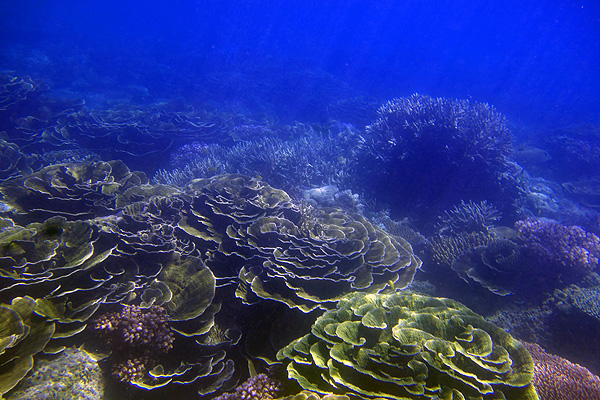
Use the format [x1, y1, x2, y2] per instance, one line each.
[1, 1, 600, 399]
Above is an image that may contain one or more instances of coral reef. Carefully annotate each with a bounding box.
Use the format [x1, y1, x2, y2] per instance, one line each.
[5, 347, 103, 400]
[280, 392, 349, 400]
[487, 303, 555, 346]
[369, 212, 426, 248]
[214, 373, 282, 400]
[566, 286, 600, 320]
[487, 278, 600, 375]
[523, 342, 600, 399]
[301, 186, 363, 213]
[451, 237, 523, 296]
[538, 124, 600, 182]
[515, 218, 600, 276]
[94, 305, 174, 382]
[0, 138, 41, 183]
[0, 163, 422, 396]
[563, 175, 600, 209]
[277, 291, 538, 399]
[0, 159, 155, 223]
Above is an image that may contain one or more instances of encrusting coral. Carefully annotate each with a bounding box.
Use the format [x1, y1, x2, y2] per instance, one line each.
[94, 305, 174, 383]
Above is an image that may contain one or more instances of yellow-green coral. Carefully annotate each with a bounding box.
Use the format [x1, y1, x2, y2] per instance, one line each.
[0, 297, 54, 395]
[277, 291, 538, 400]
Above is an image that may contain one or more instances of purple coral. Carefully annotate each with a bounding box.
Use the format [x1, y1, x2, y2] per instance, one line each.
[515, 218, 600, 276]
[214, 373, 282, 400]
[94, 305, 174, 382]
[523, 342, 600, 399]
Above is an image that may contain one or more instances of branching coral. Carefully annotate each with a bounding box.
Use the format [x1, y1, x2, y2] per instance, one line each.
[365, 94, 513, 162]
[155, 135, 356, 192]
[214, 373, 282, 400]
[438, 200, 502, 234]
[515, 219, 600, 276]
[94, 305, 174, 383]
[355, 94, 521, 221]
[523, 342, 600, 399]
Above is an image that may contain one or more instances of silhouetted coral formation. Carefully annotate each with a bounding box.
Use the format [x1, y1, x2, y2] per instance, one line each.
[355, 94, 521, 222]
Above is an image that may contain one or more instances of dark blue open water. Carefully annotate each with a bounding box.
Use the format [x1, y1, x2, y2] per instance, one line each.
[1, 1, 599, 399]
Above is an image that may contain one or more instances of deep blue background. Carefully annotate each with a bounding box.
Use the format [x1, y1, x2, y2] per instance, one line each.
[1, 0, 599, 127]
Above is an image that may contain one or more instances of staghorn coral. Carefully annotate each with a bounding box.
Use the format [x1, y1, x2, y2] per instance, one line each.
[428, 231, 493, 266]
[365, 94, 513, 162]
[214, 373, 282, 400]
[437, 200, 502, 235]
[515, 218, 600, 276]
[155, 126, 359, 191]
[94, 305, 174, 383]
[277, 291, 538, 400]
[355, 94, 521, 222]
[523, 342, 600, 399]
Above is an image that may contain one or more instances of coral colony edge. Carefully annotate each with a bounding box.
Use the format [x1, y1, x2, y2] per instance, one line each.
[2, 78, 600, 400]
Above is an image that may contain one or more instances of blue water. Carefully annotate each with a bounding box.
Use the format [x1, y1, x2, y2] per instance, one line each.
[1, 1, 598, 126]
[1, 1, 600, 399]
